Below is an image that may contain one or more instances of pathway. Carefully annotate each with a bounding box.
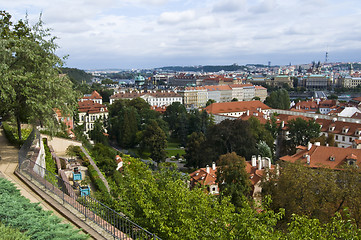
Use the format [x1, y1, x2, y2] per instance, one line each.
[0, 128, 64, 214]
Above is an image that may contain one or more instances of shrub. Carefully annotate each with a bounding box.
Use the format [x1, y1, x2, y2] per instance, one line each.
[42, 138, 58, 185]
[0, 223, 30, 240]
[0, 178, 88, 240]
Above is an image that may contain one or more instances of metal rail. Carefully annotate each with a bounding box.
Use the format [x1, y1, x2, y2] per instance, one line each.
[17, 129, 160, 240]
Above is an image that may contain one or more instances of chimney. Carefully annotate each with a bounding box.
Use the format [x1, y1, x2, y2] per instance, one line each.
[206, 165, 210, 173]
[281, 121, 285, 128]
[251, 155, 257, 167]
[247, 110, 249, 116]
[212, 162, 216, 171]
[258, 156, 262, 170]
[307, 155, 311, 165]
[308, 142, 312, 150]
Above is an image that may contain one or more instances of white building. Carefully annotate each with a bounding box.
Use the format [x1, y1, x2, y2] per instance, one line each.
[110, 91, 182, 107]
[78, 91, 108, 133]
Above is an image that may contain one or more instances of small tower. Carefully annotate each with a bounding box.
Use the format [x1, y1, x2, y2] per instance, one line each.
[350, 63, 354, 76]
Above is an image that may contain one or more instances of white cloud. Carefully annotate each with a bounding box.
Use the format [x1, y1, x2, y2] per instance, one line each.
[158, 10, 196, 25]
[2, 0, 361, 68]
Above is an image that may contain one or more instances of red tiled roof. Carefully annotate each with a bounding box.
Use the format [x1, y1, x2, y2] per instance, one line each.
[78, 100, 108, 114]
[190, 166, 217, 186]
[280, 144, 361, 169]
[82, 90, 102, 100]
[205, 100, 271, 114]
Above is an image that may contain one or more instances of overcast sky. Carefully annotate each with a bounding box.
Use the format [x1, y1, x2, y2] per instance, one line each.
[3, 0, 361, 70]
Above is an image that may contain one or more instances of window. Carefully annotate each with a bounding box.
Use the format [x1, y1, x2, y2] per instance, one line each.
[350, 137, 353, 142]
[342, 136, 345, 141]
[212, 187, 216, 192]
[335, 135, 338, 140]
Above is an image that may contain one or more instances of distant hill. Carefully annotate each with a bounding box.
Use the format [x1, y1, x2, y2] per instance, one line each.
[60, 67, 92, 85]
[156, 64, 248, 72]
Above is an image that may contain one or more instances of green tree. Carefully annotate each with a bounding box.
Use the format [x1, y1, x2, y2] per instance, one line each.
[231, 98, 238, 102]
[264, 89, 290, 109]
[184, 132, 205, 168]
[206, 99, 216, 106]
[257, 141, 273, 161]
[89, 118, 108, 145]
[216, 152, 251, 209]
[91, 143, 117, 177]
[262, 163, 361, 227]
[0, 11, 76, 139]
[248, 116, 274, 150]
[141, 121, 167, 163]
[201, 119, 257, 164]
[176, 112, 188, 146]
[163, 101, 186, 131]
[286, 118, 320, 150]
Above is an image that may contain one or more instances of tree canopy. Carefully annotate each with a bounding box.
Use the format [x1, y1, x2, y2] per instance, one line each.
[264, 89, 290, 110]
[0, 11, 76, 139]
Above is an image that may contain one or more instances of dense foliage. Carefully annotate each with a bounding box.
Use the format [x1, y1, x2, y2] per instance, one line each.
[0, 178, 88, 240]
[106, 155, 361, 239]
[60, 67, 92, 85]
[42, 138, 58, 185]
[282, 118, 320, 154]
[262, 163, 361, 228]
[264, 89, 290, 109]
[216, 152, 252, 209]
[0, 11, 77, 139]
[0, 223, 30, 240]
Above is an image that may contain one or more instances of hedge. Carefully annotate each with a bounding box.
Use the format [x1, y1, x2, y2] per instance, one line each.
[0, 178, 89, 240]
[87, 164, 108, 194]
[42, 138, 58, 185]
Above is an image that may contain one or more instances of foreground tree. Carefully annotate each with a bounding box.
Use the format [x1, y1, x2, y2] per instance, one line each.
[262, 162, 361, 227]
[0, 11, 77, 139]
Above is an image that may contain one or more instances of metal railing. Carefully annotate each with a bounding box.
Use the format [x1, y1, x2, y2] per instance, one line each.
[17, 129, 160, 240]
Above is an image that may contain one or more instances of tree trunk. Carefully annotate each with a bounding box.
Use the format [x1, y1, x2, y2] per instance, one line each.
[17, 115, 22, 140]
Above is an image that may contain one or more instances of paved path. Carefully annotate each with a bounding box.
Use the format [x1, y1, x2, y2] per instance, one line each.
[0, 128, 81, 227]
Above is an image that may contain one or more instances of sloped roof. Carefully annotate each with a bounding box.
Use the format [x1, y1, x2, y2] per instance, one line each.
[280, 144, 361, 169]
[190, 167, 217, 186]
[78, 100, 108, 114]
[205, 100, 271, 114]
[82, 90, 102, 100]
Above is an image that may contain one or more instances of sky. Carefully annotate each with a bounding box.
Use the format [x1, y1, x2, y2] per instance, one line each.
[3, 0, 361, 70]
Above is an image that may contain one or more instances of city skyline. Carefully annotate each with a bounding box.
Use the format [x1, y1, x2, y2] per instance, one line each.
[4, 0, 361, 70]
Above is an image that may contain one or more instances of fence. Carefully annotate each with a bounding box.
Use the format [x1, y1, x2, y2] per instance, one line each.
[17, 129, 160, 240]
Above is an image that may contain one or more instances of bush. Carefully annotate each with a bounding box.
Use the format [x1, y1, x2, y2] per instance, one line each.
[0, 223, 30, 240]
[87, 165, 108, 194]
[0, 178, 88, 240]
[2, 122, 32, 147]
[42, 138, 58, 185]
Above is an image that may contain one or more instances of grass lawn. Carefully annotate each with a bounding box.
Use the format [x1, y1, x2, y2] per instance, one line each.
[166, 138, 185, 158]
[166, 149, 185, 158]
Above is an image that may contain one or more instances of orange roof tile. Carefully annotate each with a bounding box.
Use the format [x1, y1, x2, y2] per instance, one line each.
[205, 100, 271, 114]
[280, 144, 361, 169]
